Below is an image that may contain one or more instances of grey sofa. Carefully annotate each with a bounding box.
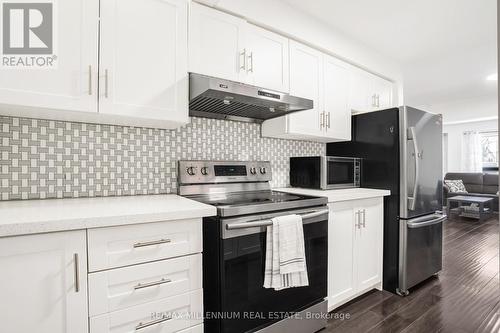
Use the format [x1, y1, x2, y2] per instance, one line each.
[444, 172, 499, 211]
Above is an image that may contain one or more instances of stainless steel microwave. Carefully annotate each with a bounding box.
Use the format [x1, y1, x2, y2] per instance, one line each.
[290, 156, 361, 190]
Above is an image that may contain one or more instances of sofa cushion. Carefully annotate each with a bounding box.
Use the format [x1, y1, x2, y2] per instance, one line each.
[444, 179, 468, 193]
[483, 173, 499, 195]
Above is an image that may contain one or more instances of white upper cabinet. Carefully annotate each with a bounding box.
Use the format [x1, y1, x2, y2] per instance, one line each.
[0, 231, 88, 333]
[349, 67, 372, 112]
[189, 2, 246, 82]
[323, 55, 351, 141]
[245, 24, 290, 92]
[189, 3, 290, 92]
[99, 0, 189, 128]
[372, 75, 394, 110]
[349, 67, 394, 112]
[286, 40, 324, 138]
[0, 0, 189, 129]
[0, 0, 99, 114]
[262, 41, 352, 142]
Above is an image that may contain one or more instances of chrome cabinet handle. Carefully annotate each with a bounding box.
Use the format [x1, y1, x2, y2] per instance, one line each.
[134, 277, 172, 290]
[376, 95, 380, 107]
[240, 49, 247, 71]
[133, 238, 171, 248]
[73, 253, 80, 293]
[320, 112, 325, 129]
[88, 65, 92, 95]
[371, 94, 376, 107]
[362, 209, 366, 228]
[327, 112, 331, 129]
[135, 316, 172, 331]
[104, 69, 109, 98]
[355, 210, 360, 229]
[247, 51, 254, 73]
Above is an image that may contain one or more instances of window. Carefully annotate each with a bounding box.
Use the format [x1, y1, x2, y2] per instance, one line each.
[480, 131, 498, 169]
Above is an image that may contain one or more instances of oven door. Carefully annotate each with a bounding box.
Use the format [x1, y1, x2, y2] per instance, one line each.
[322, 156, 360, 189]
[219, 207, 328, 333]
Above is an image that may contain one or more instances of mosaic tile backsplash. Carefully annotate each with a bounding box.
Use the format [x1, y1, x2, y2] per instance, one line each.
[0, 116, 325, 200]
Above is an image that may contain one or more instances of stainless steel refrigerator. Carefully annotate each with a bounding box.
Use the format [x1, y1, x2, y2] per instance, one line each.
[328, 106, 446, 296]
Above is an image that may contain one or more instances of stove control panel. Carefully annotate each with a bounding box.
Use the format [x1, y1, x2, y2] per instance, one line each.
[178, 160, 272, 184]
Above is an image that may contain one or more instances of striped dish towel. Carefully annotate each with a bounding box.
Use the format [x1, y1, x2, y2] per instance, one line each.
[263, 214, 309, 290]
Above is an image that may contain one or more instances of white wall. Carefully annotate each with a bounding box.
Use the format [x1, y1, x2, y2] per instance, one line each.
[416, 94, 498, 124]
[195, 0, 405, 104]
[443, 119, 497, 173]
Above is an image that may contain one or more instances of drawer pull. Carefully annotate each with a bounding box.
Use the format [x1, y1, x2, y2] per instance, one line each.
[134, 278, 172, 290]
[133, 239, 171, 248]
[135, 315, 172, 331]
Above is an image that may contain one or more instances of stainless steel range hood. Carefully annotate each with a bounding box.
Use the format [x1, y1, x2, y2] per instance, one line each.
[189, 73, 313, 123]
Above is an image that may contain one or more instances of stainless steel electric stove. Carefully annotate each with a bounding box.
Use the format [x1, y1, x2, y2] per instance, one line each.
[178, 160, 329, 333]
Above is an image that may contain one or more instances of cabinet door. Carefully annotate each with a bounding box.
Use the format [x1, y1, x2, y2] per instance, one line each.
[328, 202, 357, 310]
[356, 198, 384, 290]
[245, 24, 289, 92]
[323, 55, 351, 141]
[348, 67, 373, 112]
[373, 76, 394, 109]
[99, 0, 188, 127]
[287, 40, 323, 137]
[0, 231, 88, 333]
[189, 2, 246, 82]
[0, 0, 98, 113]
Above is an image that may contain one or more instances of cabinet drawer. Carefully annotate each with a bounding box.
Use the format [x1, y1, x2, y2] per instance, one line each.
[89, 254, 202, 316]
[90, 289, 203, 333]
[88, 219, 202, 272]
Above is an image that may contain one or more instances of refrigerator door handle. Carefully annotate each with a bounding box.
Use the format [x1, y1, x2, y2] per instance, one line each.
[406, 213, 447, 229]
[407, 126, 420, 210]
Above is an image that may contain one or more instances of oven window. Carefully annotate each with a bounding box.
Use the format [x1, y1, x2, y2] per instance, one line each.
[220, 221, 327, 333]
[327, 160, 355, 185]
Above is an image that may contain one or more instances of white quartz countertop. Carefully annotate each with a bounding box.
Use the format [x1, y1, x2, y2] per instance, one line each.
[274, 187, 391, 202]
[0, 194, 216, 238]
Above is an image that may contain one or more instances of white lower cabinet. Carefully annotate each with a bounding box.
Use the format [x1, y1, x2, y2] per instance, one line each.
[89, 254, 202, 316]
[87, 218, 202, 272]
[328, 197, 383, 311]
[0, 230, 88, 333]
[90, 290, 203, 333]
[88, 219, 204, 333]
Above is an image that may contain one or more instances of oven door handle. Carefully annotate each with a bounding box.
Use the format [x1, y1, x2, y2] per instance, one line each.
[225, 209, 329, 230]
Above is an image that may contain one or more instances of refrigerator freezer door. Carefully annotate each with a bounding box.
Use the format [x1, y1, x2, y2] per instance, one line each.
[398, 213, 445, 294]
[400, 106, 443, 219]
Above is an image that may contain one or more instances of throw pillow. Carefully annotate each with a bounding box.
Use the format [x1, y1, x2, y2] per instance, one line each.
[444, 179, 468, 193]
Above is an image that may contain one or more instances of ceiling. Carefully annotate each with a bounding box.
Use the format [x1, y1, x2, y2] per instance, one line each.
[283, 0, 497, 105]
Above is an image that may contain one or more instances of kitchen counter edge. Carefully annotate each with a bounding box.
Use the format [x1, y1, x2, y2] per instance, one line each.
[0, 194, 216, 238]
[274, 187, 391, 202]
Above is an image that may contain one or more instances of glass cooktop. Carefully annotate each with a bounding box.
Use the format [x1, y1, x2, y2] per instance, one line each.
[188, 190, 327, 217]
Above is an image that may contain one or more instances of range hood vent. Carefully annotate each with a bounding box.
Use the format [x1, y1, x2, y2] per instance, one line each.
[189, 73, 313, 123]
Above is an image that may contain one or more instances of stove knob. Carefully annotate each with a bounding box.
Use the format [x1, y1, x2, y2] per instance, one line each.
[260, 167, 267, 174]
[201, 167, 209, 175]
[250, 167, 257, 175]
[186, 166, 196, 176]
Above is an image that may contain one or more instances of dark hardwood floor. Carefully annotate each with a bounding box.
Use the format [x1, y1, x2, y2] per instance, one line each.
[325, 215, 499, 333]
